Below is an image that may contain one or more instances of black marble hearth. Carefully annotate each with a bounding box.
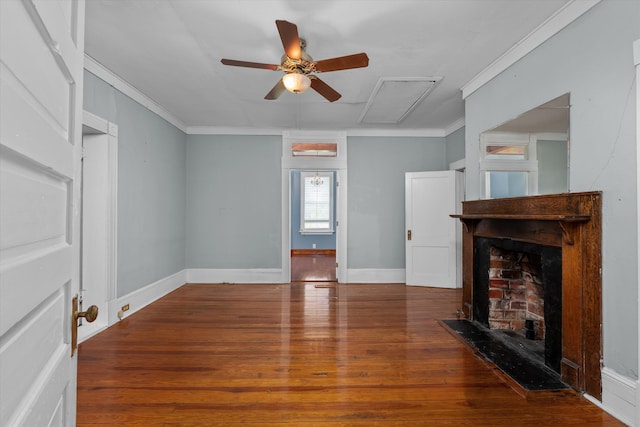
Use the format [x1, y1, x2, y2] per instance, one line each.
[442, 319, 568, 392]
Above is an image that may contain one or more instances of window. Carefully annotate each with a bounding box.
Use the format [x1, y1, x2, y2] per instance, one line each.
[300, 171, 334, 234]
[480, 133, 538, 199]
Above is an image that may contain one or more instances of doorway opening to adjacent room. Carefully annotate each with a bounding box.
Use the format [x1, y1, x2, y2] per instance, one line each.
[281, 131, 347, 283]
[290, 170, 337, 282]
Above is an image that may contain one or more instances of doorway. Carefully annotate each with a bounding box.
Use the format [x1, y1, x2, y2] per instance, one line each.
[80, 111, 118, 341]
[290, 170, 337, 282]
[281, 131, 347, 283]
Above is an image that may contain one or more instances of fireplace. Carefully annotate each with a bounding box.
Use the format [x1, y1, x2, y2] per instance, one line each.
[474, 238, 562, 375]
[452, 192, 602, 398]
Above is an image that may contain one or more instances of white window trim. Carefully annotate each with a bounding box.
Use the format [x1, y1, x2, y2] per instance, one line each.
[300, 171, 334, 235]
[480, 132, 538, 198]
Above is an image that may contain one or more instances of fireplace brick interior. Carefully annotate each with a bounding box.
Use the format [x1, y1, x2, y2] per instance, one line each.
[474, 237, 562, 373]
[489, 247, 545, 339]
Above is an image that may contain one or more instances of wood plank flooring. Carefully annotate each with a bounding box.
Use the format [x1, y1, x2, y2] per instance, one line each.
[77, 284, 623, 426]
[291, 253, 336, 282]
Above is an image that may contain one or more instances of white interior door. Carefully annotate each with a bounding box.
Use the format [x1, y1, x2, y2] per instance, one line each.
[0, 1, 85, 426]
[405, 171, 461, 288]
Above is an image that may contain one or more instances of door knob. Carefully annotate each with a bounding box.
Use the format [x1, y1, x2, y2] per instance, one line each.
[76, 304, 99, 323]
[71, 296, 98, 356]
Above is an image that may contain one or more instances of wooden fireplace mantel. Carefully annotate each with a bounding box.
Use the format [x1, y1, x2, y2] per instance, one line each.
[454, 191, 602, 398]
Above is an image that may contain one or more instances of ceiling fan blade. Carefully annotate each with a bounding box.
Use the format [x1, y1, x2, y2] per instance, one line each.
[265, 79, 286, 100]
[276, 20, 301, 59]
[314, 52, 369, 72]
[310, 77, 341, 102]
[221, 59, 279, 71]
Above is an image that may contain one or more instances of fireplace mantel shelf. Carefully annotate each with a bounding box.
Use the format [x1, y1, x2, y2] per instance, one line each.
[450, 214, 590, 222]
[450, 214, 591, 245]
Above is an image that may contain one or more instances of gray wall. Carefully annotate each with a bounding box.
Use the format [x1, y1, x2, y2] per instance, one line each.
[347, 136, 448, 269]
[446, 127, 465, 166]
[185, 135, 282, 268]
[83, 71, 187, 297]
[537, 140, 568, 194]
[464, 1, 639, 379]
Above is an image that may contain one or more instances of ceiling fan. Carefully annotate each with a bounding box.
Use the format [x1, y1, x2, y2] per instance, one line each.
[221, 20, 369, 102]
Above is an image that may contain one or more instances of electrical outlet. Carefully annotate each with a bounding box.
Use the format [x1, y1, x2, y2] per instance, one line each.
[121, 304, 130, 312]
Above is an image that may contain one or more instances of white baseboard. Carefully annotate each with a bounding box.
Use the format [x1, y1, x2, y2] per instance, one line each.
[595, 367, 638, 426]
[346, 269, 405, 283]
[107, 270, 187, 324]
[186, 268, 284, 284]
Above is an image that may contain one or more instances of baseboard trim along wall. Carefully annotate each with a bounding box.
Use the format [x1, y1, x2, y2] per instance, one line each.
[186, 268, 284, 284]
[592, 367, 638, 426]
[107, 270, 187, 324]
[346, 269, 406, 284]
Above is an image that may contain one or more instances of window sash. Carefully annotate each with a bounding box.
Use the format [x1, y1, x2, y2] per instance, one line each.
[300, 172, 334, 234]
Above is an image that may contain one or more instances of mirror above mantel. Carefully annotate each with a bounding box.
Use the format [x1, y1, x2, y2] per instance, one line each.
[480, 93, 570, 199]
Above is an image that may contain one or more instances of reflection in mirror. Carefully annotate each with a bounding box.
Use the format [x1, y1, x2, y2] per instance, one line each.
[480, 93, 569, 199]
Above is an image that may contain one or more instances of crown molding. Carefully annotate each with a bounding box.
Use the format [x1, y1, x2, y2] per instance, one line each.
[188, 126, 452, 138]
[186, 126, 283, 135]
[461, 0, 601, 99]
[346, 128, 446, 138]
[444, 118, 465, 136]
[84, 54, 187, 133]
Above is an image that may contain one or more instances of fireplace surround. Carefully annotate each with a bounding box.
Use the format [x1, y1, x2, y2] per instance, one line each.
[452, 192, 602, 398]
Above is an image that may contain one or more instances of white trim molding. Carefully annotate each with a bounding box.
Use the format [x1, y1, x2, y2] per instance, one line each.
[84, 54, 187, 133]
[595, 367, 638, 426]
[189, 126, 453, 138]
[445, 118, 465, 136]
[461, 0, 601, 99]
[107, 270, 187, 324]
[346, 128, 446, 138]
[186, 269, 284, 284]
[186, 126, 283, 135]
[634, 37, 640, 427]
[449, 158, 466, 171]
[346, 269, 406, 284]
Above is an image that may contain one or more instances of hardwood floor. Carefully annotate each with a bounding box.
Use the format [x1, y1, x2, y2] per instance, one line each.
[77, 284, 623, 426]
[291, 252, 336, 282]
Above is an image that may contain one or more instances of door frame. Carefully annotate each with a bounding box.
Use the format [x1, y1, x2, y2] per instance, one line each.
[80, 111, 118, 341]
[449, 158, 465, 289]
[281, 131, 347, 283]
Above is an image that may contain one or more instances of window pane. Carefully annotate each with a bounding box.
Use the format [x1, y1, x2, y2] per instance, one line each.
[301, 172, 333, 232]
[292, 142, 337, 157]
[488, 171, 528, 198]
[485, 145, 527, 160]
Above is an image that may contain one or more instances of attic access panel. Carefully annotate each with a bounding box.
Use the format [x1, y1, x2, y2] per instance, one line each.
[359, 77, 442, 124]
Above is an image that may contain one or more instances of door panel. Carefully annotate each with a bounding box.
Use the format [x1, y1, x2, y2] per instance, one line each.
[1, 0, 72, 130]
[0, 0, 84, 425]
[405, 171, 461, 288]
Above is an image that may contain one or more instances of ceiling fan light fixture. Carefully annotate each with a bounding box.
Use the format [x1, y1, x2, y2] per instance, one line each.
[282, 73, 311, 94]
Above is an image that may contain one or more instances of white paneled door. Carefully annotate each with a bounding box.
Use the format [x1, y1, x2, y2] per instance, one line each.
[0, 1, 85, 426]
[405, 171, 462, 288]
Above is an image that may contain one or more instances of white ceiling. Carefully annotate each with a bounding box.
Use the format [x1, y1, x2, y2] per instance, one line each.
[84, 0, 574, 134]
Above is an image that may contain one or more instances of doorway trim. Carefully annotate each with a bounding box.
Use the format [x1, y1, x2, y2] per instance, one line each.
[80, 110, 118, 341]
[282, 131, 347, 283]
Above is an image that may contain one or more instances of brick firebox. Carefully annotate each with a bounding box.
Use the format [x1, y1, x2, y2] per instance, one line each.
[488, 246, 545, 339]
